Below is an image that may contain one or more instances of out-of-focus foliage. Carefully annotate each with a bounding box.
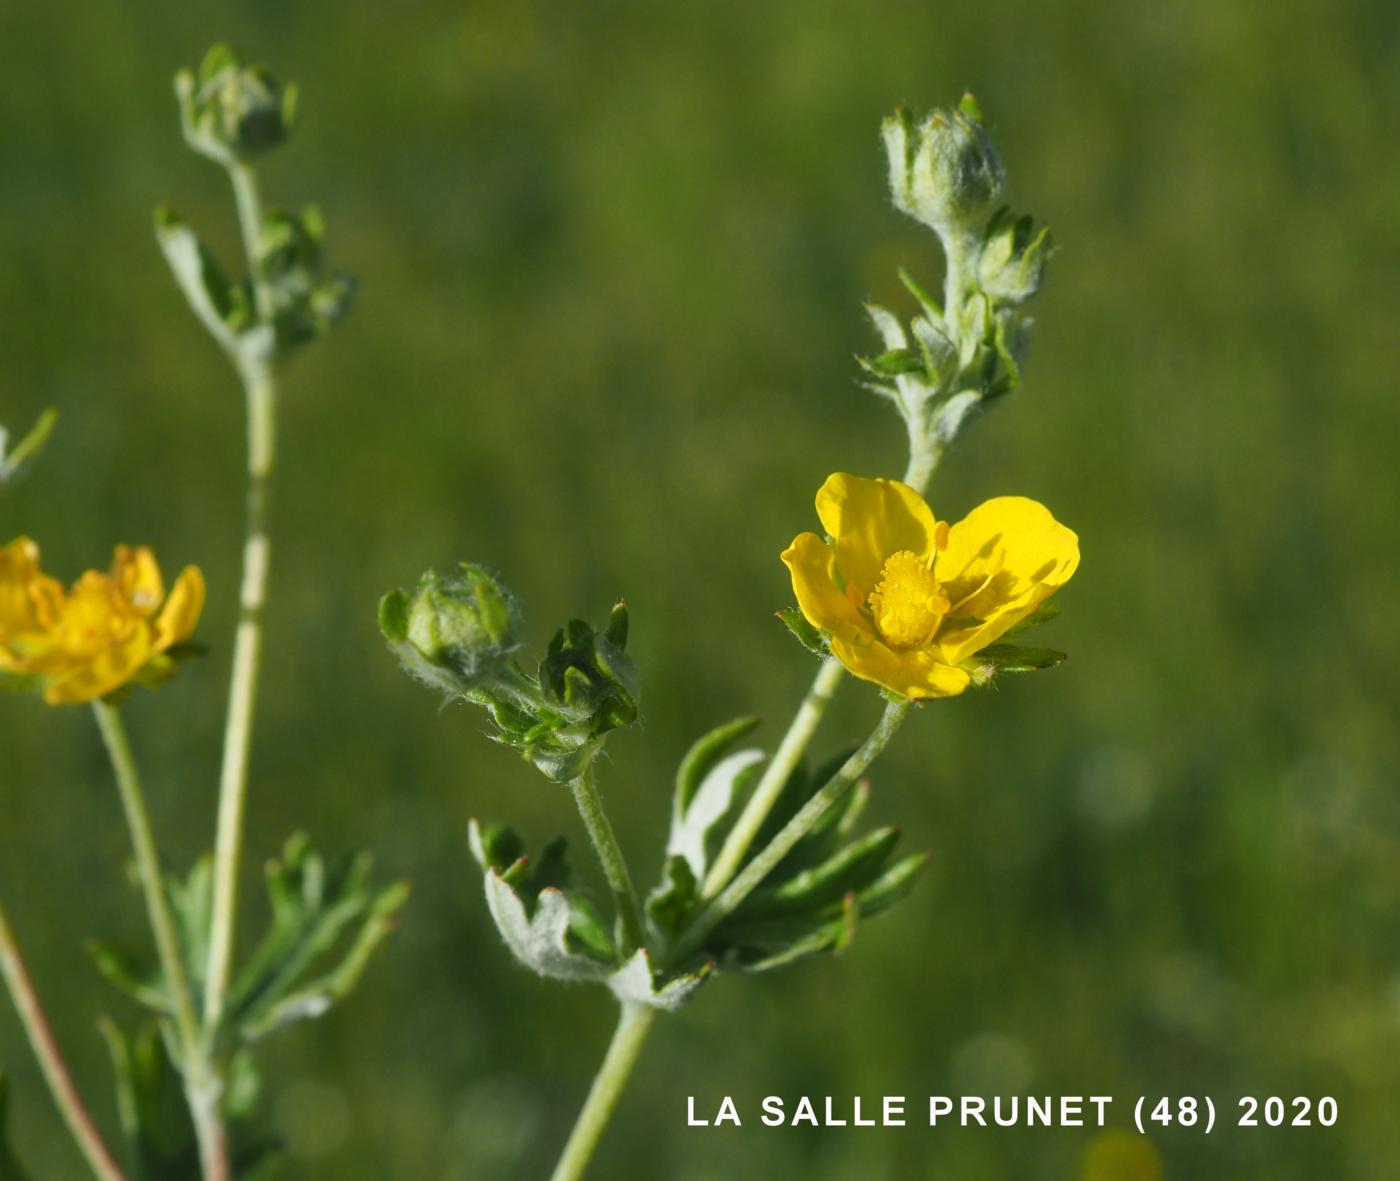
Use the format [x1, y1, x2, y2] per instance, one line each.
[1, 1, 1397, 1178]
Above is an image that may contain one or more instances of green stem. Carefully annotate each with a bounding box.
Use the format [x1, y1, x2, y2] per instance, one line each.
[570, 768, 644, 955]
[205, 155, 279, 1037]
[92, 704, 230, 1181]
[0, 897, 129, 1181]
[672, 699, 910, 963]
[700, 657, 846, 899]
[699, 437, 939, 904]
[548, 1002, 656, 1181]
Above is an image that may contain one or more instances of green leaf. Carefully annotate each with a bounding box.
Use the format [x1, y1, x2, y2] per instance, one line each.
[857, 348, 926, 378]
[674, 716, 760, 817]
[645, 855, 698, 943]
[897, 266, 943, 320]
[668, 746, 764, 883]
[468, 819, 616, 977]
[742, 827, 901, 918]
[227, 834, 408, 1047]
[607, 949, 712, 1011]
[88, 941, 171, 1013]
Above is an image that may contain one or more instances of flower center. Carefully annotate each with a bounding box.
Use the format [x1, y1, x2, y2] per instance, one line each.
[866, 550, 949, 649]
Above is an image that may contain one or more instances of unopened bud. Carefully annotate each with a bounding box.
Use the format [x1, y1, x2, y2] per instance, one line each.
[883, 94, 1006, 233]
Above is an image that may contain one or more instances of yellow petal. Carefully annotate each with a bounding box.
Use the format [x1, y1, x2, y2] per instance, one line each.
[936, 496, 1079, 664]
[42, 624, 153, 706]
[112, 545, 165, 617]
[0, 537, 58, 640]
[781, 532, 874, 645]
[153, 566, 206, 651]
[830, 634, 971, 699]
[814, 473, 940, 594]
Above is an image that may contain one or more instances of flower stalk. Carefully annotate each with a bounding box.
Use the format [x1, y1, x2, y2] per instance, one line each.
[673, 698, 911, 964]
[548, 1002, 657, 1181]
[0, 899, 129, 1181]
[93, 702, 231, 1181]
[570, 769, 645, 956]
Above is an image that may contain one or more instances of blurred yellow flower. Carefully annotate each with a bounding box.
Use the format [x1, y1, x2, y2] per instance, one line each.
[1082, 1129, 1164, 1181]
[0, 536, 205, 705]
[782, 473, 1078, 699]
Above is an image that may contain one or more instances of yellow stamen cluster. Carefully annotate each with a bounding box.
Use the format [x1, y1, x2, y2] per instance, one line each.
[866, 550, 950, 650]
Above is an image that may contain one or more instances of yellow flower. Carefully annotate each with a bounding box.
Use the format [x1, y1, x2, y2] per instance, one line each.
[781, 473, 1079, 699]
[0, 536, 205, 705]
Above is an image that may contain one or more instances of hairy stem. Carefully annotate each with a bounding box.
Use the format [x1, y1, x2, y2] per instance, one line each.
[672, 699, 910, 963]
[548, 1002, 656, 1181]
[93, 703, 230, 1181]
[205, 155, 279, 1036]
[570, 768, 644, 955]
[0, 898, 129, 1181]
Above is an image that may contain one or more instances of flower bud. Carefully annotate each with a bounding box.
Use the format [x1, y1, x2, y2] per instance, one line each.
[380, 564, 519, 698]
[978, 208, 1053, 305]
[175, 44, 298, 165]
[882, 94, 1006, 233]
[539, 603, 638, 736]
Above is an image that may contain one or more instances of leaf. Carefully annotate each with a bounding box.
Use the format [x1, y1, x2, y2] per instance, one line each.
[481, 873, 613, 983]
[674, 716, 760, 817]
[153, 207, 249, 354]
[469, 819, 616, 978]
[742, 827, 902, 918]
[227, 834, 408, 1046]
[644, 855, 697, 943]
[864, 303, 907, 351]
[88, 941, 171, 1013]
[897, 266, 942, 320]
[857, 348, 925, 379]
[606, 949, 712, 1011]
[667, 747, 765, 882]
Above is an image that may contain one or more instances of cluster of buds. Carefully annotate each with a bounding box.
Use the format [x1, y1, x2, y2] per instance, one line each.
[175, 44, 298, 165]
[866, 94, 1055, 448]
[160, 45, 354, 368]
[380, 566, 638, 782]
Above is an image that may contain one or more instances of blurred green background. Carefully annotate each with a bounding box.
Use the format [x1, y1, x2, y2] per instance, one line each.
[2, 1, 1398, 1177]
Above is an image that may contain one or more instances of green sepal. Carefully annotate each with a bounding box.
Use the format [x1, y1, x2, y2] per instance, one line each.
[1006, 600, 1061, 635]
[973, 643, 1067, 673]
[225, 834, 408, 1046]
[0, 1073, 30, 1181]
[776, 608, 828, 657]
